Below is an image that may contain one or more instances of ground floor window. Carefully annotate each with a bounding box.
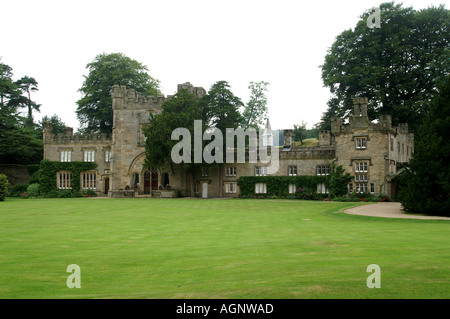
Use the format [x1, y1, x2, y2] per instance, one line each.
[255, 183, 267, 194]
[348, 183, 353, 192]
[370, 183, 375, 194]
[317, 183, 329, 194]
[288, 184, 296, 194]
[225, 182, 237, 194]
[355, 183, 368, 193]
[57, 171, 72, 189]
[81, 171, 97, 189]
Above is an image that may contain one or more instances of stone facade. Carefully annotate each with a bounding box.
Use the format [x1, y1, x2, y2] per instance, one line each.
[43, 83, 413, 200]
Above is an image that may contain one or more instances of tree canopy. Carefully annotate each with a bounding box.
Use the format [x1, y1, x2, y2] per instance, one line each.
[0, 60, 42, 164]
[396, 75, 450, 216]
[319, 2, 450, 132]
[144, 88, 209, 196]
[242, 81, 269, 130]
[76, 52, 161, 134]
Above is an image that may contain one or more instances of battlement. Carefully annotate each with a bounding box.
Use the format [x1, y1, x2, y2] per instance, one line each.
[44, 128, 111, 145]
[177, 82, 206, 98]
[111, 85, 166, 111]
[280, 145, 336, 160]
[319, 130, 332, 146]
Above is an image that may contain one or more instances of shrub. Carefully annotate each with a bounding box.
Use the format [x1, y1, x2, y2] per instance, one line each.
[0, 174, 9, 201]
[28, 170, 40, 184]
[9, 183, 29, 197]
[27, 183, 40, 197]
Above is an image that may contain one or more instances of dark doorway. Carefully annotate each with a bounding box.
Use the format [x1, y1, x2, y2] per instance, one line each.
[152, 171, 158, 190]
[144, 171, 151, 194]
[104, 178, 110, 195]
[163, 173, 169, 187]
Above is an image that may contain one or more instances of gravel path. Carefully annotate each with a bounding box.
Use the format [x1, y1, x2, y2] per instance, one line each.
[344, 202, 450, 220]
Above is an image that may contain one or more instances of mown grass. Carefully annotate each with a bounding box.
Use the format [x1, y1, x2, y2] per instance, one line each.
[0, 197, 448, 299]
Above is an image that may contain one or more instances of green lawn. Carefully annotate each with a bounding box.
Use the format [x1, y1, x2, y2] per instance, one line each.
[0, 197, 449, 299]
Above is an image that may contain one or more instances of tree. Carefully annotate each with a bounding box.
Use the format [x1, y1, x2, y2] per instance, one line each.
[328, 161, 353, 198]
[242, 81, 269, 130]
[319, 3, 450, 132]
[0, 61, 20, 107]
[76, 52, 161, 134]
[15, 76, 40, 125]
[293, 121, 307, 145]
[0, 61, 42, 164]
[40, 114, 67, 135]
[144, 88, 209, 196]
[396, 75, 450, 216]
[203, 81, 244, 197]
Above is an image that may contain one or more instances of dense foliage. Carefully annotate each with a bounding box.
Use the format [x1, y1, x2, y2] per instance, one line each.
[76, 52, 161, 134]
[320, 2, 450, 132]
[396, 76, 450, 216]
[38, 160, 97, 195]
[0, 174, 9, 201]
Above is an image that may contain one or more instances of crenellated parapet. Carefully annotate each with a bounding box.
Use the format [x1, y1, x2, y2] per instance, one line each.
[111, 85, 165, 112]
[44, 126, 112, 145]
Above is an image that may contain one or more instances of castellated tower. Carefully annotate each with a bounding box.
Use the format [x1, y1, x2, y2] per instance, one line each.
[108, 85, 166, 196]
[109, 82, 206, 197]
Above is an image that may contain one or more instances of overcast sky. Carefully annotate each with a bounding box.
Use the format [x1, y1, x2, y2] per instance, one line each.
[1, 0, 446, 131]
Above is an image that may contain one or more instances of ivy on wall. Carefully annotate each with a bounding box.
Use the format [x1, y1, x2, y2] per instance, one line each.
[237, 175, 328, 197]
[38, 160, 97, 194]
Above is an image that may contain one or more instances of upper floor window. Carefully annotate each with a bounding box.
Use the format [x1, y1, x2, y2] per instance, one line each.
[201, 167, 208, 177]
[226, 167, 237, 177]
[255, 166, 267, 176]
[356, 137, 367, 149]
[355, 162, 368, 173]
[60, 150, 71, 162]
[316, 165, 330, 176]
[84, 150, 95, 162]
[288, 166, 297, 176]
[105, 150, 111, 163]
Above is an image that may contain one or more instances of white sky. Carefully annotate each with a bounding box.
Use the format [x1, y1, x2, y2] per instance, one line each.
[1, 0, 446, 131]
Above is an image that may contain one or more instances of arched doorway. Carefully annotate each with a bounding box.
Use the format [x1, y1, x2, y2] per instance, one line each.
[144, 171, 151, 194]
[152, 171, 158, 190]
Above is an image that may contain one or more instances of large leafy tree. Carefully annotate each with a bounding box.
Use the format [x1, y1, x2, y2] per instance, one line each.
[203, 81, 244, 197]
[320, 2, 449, 132]
[242, 81, 269, 130]
[396, 75, 450, 216]
[76, 52, 161, 134]
[144, 88, 209, 196]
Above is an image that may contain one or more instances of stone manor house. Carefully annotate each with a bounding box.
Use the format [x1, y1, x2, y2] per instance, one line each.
[43, 82, 414, 200]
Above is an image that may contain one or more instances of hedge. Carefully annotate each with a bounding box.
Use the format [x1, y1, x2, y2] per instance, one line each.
[38, 160, 97, 194]
[237, 175, 328, 197]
